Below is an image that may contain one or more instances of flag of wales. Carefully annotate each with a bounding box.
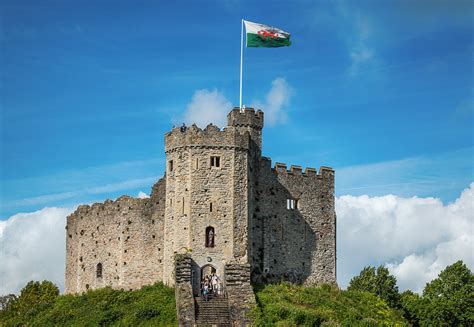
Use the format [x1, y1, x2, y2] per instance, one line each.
[244, 20, 291, 48]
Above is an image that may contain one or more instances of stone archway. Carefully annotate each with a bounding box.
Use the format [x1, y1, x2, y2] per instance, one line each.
[201, 264, 216, 279]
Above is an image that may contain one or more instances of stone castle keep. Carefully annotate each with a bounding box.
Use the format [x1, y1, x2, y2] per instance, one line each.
[65, 107, 336, 324]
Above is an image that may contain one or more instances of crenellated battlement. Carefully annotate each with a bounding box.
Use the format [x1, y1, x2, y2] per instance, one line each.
[164, 123, 251, 153]
[227, 107, 264, 130]
[67, 195, 153, 223]
[261, 159, 334, 178]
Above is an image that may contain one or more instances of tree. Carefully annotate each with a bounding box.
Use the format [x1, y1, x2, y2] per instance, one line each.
[419, 260, 474, 326]
[10, 280, 59, 318]
[348, 265, 401, 308]
[400, 290, 422, 326]
[0, 294, 17, 311]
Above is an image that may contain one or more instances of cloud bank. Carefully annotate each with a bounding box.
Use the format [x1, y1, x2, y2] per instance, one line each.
[337, 182, 474, 293]
[1, 184, 472, 296]
[0, 207, 73, 295]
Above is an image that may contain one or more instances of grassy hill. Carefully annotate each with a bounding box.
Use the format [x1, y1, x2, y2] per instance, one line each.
[0, 282, 176, 326]
[1, 281, 409, 326]
[252, 283, 407, 326]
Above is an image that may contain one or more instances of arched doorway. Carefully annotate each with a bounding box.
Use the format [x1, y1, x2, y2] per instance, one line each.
[193, 264, 218, 297]
[201, 264, 216, 278]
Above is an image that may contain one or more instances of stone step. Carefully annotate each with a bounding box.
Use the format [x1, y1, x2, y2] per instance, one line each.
[196, 322, 231, 327]
[194, 295, 231, 326]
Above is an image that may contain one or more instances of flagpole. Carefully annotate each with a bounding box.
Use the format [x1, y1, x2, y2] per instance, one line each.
[240, 19, 244, 111]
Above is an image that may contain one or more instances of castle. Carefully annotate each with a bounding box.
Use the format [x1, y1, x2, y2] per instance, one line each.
[65, 107, 336, 323]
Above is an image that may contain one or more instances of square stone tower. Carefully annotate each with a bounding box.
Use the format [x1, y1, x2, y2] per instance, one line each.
[162, 108, 264, 293]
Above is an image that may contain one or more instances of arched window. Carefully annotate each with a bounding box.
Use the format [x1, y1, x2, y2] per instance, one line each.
[96, 263, 103, 278]
[205, 226, 215, 248]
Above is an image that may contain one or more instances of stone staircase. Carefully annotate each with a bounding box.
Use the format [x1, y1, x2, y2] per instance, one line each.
[195, 295, 231, 326]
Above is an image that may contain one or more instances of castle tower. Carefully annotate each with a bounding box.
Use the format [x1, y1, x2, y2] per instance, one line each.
[162, 108, 264, 291]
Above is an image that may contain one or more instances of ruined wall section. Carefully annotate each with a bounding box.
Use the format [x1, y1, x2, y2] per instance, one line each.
[162, 123, 252, 287]
[252, 158, 336, 285]
[65, 178, 166, 294]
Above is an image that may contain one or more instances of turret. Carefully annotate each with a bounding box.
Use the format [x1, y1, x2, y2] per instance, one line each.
[227, 107, 264, 151]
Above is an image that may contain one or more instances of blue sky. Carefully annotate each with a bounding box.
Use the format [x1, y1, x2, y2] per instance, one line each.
[1, 0, 473, 295]
[1, 0, 473, 217]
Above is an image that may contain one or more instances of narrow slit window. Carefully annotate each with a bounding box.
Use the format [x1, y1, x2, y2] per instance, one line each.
[210, 202, 213, 212]
[96, 263, 103, 278]
[182, 197, 185, 214]
[195, 157, 199, 170]
[169, 160, 173, 172]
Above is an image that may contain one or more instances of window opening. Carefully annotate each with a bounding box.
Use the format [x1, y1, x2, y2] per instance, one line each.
[169, 160, 173, 172]
[286, 199, 298, 210]
[205, 226, 215, 247]
[210, 202, 213, 212]
[96, 263, 103, 278]
[210, 156, 220, 168]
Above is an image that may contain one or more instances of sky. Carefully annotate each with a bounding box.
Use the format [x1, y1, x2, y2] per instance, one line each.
[0, 0, 473, 295]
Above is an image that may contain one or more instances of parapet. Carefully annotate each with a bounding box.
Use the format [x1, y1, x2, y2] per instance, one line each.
[227, 107, 264, 130]
[272, 162, 334, 179]
[164, 123, 251, 153]
[66, 194, 152, 223]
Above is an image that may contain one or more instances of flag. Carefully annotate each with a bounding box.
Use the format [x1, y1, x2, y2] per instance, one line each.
[244, 20, 291, 48]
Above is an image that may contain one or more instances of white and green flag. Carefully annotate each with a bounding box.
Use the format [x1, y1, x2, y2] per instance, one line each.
[244, 20, 291, 48]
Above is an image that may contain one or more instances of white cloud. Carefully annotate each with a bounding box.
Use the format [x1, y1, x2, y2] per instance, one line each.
[182, 89, 232, 128]
[0, 207, 73, 295]
[137, 191, 149, 199]
[253, 77, 293, 126]
[181, 78, 293, 129]
[336, 182, 474, 293]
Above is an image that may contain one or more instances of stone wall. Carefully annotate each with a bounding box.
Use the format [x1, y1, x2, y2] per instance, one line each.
[225, 263, 256, 325]
[251, 158, 336, 285]
[64, 178, 166, 294]
[174, 254, 195, 326]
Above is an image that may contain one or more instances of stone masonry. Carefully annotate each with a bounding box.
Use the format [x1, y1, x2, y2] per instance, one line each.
[65, 107, 336, 302]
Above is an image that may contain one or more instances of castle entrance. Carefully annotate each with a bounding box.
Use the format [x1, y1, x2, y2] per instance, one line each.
[201, 264, 216, 277]
[193, 264, 222, 297]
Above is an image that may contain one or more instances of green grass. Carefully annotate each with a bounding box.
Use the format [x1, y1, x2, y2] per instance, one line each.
[0, 282, 177, 327]
[1, 282, 410, 326]
[251, 283, 408, 326]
